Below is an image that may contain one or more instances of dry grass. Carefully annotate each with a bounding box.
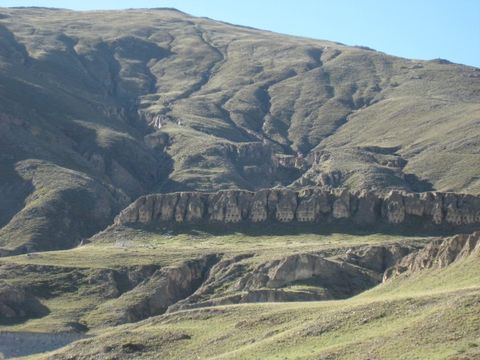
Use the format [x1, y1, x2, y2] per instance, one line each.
[0, 7, 479, 252]
[34, 244, 480, 359]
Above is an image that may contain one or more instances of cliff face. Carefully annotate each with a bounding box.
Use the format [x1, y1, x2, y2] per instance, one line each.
[384, 231, 480, 280]
[1, 8, 480, 255]
[114, 188, 480, 231]
[86, 255, 220, 327]
[0, 282, 49, 321]
[168, 243, 414, 312]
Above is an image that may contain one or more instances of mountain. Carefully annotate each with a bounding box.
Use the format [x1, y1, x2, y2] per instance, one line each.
[0, 7, 479, 254]
[0, 8, 479, 359]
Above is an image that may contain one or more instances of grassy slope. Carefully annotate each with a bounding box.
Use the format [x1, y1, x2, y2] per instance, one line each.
[0, 7, 479, 253]
[0, 231, 428, 334]
[37, 244, 480, 360]
[0, 228, 422, 269]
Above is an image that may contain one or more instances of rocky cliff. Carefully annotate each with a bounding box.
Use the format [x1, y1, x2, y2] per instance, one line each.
[0, 282, 49, 321]
[384, 231, 480, 280]
[85, 255, 220, 327]
[168, 243, 414, 312]
[114, 188, 480, 232]
[1, 8, 480, 255]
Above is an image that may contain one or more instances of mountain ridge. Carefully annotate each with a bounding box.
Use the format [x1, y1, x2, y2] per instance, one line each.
[0, 7, 479, 254]
[0, 8, 479, 359]
[114, 188, 480, 232]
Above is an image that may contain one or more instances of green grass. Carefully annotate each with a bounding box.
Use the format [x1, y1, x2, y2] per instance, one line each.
[38, 255, 480, 359]
[0, 7, 478, 358]
[0, 230, 477, 359]
[1, 6, 479, 253]
[364, 252, 480, 299]
[1, 228, 428, 269]
[0, 231, 429, 334]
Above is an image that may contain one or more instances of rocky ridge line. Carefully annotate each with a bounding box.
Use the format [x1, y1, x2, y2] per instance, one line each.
[114, 188, 480, 231]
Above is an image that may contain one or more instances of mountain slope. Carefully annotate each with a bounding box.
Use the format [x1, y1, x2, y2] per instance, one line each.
[37, 232, 480, 359]
[0, 7, 479, 253]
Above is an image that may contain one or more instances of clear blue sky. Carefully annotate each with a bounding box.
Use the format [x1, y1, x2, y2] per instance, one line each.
[3, 0, 479, 67]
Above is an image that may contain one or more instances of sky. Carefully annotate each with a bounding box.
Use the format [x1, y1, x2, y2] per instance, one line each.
[2, 0, 479, 67]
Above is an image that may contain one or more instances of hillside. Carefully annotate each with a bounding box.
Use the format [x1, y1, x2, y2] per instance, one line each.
[0, 229, 474, 359]
[0, 7, 479, 359]
[0, 7, 479, 254]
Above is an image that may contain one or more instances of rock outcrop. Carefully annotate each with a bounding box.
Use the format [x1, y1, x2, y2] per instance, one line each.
[115, 188, 480, 232]
[0, 263, 160, 328]
[168, 243, 416, 312]
[0, 282, 49, 321]
[383, 231, 480, 281]
[341, 243, 413, 273]
[86, 255, 220, 327]
[235, 253, 378, 298]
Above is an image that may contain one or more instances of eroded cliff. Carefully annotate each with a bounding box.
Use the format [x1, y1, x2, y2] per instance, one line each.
[114, 188, 480, 232]
[384, 231, 480, 280]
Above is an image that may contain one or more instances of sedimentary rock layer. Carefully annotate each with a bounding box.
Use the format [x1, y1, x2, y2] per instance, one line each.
[384, 231, 480, 280]
[114, 188, 480, 231]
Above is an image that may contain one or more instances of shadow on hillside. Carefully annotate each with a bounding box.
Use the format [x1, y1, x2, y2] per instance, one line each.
[133, 219, 475, 239]
[404, 173, 434, 192]
[0, 160, 33, 228]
